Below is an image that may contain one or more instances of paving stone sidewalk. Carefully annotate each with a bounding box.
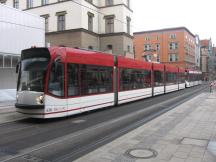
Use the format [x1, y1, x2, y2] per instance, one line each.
[75, 91, 216, 162]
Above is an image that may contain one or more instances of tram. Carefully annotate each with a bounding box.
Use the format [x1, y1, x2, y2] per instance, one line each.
[185, 70, 202, 87]
[15, 47, 202, 118]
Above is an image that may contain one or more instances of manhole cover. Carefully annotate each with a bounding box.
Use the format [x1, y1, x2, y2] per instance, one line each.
[126, 148, 157, 159]
[181, 137, 208, 147]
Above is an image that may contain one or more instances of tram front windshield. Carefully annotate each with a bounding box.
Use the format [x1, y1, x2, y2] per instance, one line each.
[18, 57, 49, 92]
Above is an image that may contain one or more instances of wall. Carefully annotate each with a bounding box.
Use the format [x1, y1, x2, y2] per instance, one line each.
[0, 68, 17, 89]
[27, 1, 82, 33]
[0, 4, 45, 55]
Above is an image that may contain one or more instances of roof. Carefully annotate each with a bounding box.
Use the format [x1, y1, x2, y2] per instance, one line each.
[134, 27, 195, 37]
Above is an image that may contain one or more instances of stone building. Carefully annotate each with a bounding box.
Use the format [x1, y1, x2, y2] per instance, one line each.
[2, 0, 134, 58]
[134, 27, 196, 69]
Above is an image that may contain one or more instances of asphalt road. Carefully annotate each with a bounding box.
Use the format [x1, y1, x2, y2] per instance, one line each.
[0, 85, 208, 162]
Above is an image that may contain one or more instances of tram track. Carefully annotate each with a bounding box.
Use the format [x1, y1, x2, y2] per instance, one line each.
[0, 85, 208, 162]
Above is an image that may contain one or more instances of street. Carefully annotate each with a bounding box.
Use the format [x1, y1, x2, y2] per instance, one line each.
[0, 85, 208, 162]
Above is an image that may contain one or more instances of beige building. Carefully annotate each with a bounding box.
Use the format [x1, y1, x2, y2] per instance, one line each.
[1, 0, 134, 58]
[200, 39, 210, 80]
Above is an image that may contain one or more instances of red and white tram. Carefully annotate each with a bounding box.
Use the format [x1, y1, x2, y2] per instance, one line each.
[185, 70, 202, 87]
[15, 47, 202, 118]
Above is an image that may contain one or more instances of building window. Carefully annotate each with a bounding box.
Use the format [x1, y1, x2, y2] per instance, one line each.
[156, 36, 160, 40]
[169, 34, 176, 39]
[169, 54, 178, 62]
[88, 12, 94, 32]
[13, 0, 19, 9]
[157, 54, 160, 62]
[12, 56, 19, 68]
[127, 45, 130, 52]
[145, 55, 152, 62]
[4, 55, 12, 68]
[105, 0, 113, 6]
[107, 44, 113, 50]
[169, 42, 178, 50]
[126, 17, 131, 34]
[145, 37, 150, 41]
[56, 11, 67, 31]
[88, 46, 93, 50]
[41, 14, 49, 33]
[41, 0, 48, 5]
[104, 15, 115, 33]
[26, 0, 33, 8]
[144, 44, 151, 51]
[156, 44, 160, 51]
[0, 55, 20, 68]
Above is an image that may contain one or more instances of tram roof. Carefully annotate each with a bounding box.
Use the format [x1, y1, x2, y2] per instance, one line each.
[49, 47, 114, 67]
[179, 68, 185, 73]
[165, 64, 179, 73]
[153, 63, 165, 71]
[118, 56, 152, 70]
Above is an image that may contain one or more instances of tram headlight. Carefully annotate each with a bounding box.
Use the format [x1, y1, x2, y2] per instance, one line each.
[36, 95, 44, 104]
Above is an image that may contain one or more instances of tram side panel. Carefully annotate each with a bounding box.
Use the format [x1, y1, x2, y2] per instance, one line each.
[118, 67, 152, 104]
[165, 66, 179, 93]
[117, 57, 153, 104]
[178, 70, 186, 90]
[152, 64, 165, 96]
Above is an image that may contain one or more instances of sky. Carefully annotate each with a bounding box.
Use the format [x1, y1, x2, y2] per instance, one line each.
[131, 0, 215, 45]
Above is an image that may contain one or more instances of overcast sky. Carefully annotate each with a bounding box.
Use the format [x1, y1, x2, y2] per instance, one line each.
[131, 0, 215, 45]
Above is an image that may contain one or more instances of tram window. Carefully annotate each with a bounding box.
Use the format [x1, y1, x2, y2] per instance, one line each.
[179, 73, 185, 83]
[154, 71, 164, 86]
[48, 62, 64, 97]
[67, 64, 79, 96]
[80, 65, 113, 95]
[120, 68, 151, 91]
[166, 72, 177, 85]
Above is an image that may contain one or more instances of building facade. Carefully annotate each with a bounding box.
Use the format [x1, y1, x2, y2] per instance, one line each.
[195, 35, 201, 69]
[134, 27, 196, 69]
[2, 0, 134, 58]
[200, 39, 212, 80]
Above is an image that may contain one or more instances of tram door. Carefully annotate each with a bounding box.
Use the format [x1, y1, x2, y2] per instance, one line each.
[67, 63, 82, 115]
